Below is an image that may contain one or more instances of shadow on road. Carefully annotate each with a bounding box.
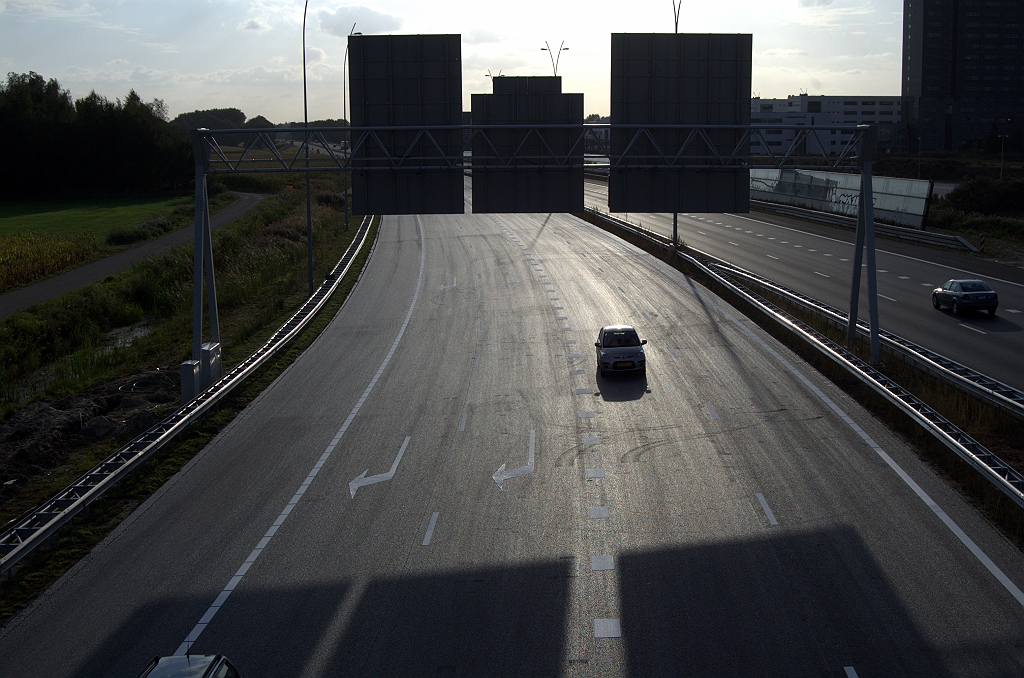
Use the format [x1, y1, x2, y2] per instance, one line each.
[596, 369, 649, 401]
[937, 309, 1022, 333]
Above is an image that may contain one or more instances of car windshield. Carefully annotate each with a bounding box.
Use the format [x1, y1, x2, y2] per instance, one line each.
[960, 281, 991, 293]
[603, 330, 640, 348]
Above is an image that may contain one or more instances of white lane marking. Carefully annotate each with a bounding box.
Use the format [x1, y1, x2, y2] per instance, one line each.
[756, 493, 779, 526]
[594, 619, 621, 638]
[439, 276, 456, 291]
[550, 297, 560, 301]
[474, 356, 480, 368]
[729, 241, 740, 246]
[477, 273, 481, 279]
[824, 253, 833, 257]
[808, 249, 817, 252]
[667, 346, 680, 359]
[1005, 309, 1021, 313]
[766, 254, 779, 260]
[591, 555, 615, 570]
[641, 312, 651, 322]
[174, 214, 428, 656]
[349, 436, 411, 498]
[697, 230, 706, 235]
[459, 412, 468, 431]
[899, 276, 910, 279]
[781, 241, 789, 244]
[562, 327, 573, 332]
[814, 271, 830, 278]
[586, 468, 606, 479]
[959, 323, 988, 335]
[840, 258, 849, 262]
[768, 237, 776, 240]
[844, 668, 859, 678]
[679, 280, 1024, 609]
[878, 269, 888, 273]
[589, 507, 610, 519]
[702, 402, 719, 420]
[480, 320, 485, 330]
[922, 283, 934, 287]
[480, 291, 485, 300]
[492, 430, 536, 490]
[879, 294, 898, 302]
[583, 436, 601, 446]
[756, 234, 764, 237]
[421, 512, 439, 546]
[579, 411, 596, 419]
[575, 387, 591, 395]
[558, 316, 568, 320]
[554, 306, 564, 310]
[727, 212, 1024, 288]
[571, 368, 585, 375]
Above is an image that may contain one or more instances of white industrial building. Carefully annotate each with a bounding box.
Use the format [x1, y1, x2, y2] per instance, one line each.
[750, 94, 906, 155]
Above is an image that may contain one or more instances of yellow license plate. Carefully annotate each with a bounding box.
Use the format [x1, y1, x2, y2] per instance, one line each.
[615, 361, 634, 369]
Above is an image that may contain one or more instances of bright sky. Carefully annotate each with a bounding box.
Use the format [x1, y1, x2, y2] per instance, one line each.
[1, 1, 904, 123]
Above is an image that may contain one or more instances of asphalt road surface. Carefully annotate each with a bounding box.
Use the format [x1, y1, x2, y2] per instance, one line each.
[0, 192, 267, 320]
[2, 206, 1023, 677]
[584, 179, 1024, 392]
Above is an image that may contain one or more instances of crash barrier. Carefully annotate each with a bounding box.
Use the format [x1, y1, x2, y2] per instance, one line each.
[578, 206, 1024, 509]
[0, 216, 376, 578]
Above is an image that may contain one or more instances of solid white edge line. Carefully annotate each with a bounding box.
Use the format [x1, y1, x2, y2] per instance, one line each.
[422, 511, 439, 546]
[174, 215, 428, 656]
[569, 213, 1024, 610]
[844, 667, 859, 678]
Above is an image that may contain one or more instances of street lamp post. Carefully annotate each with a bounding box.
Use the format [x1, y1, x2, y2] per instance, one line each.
[541, 41, 568, 77]
[302, 0, 313, 295]
[672, 0, 682, 33]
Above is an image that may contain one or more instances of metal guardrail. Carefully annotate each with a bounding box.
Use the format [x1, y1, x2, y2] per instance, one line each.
[582, 207, 1024, 509]
[0, 216, 376, 577]
[750, 200, 979, 252]
[703, 258, 1024, 419]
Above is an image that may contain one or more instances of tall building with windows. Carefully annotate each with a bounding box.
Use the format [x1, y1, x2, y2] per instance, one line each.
[750, 95, 906, 155]
[903, 0, 1023, 152]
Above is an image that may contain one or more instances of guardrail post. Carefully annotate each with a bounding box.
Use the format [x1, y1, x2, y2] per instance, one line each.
[672, 213, 678, 253]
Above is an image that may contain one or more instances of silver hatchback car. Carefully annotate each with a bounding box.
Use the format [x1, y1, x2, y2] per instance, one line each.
[595, 325, 647, 376]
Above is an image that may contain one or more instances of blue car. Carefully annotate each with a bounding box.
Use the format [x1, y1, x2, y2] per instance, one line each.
[932, 279, 998, 316]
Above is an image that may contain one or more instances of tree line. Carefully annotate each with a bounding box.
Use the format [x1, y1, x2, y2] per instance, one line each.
[0, 72, 192, 199]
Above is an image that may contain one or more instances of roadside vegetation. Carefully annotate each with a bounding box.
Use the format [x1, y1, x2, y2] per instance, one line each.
[0, 191, 237, 293]
[0, 169, 365, 622]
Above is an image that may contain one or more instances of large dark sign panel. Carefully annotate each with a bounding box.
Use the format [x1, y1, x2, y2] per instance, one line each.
[609, 33, 752, 213]
[349, 34, 463, 215]
[471, 77, 584, 214]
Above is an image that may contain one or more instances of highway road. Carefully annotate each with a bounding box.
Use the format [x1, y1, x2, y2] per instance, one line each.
[2, 202, 1024, 676]
[584, 179, 1024, 392]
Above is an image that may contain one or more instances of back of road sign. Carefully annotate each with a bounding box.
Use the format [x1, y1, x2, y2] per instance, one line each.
[609, 33, 752, 214]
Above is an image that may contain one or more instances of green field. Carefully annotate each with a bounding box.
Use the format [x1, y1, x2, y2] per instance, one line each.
[0, 195, 194, 240]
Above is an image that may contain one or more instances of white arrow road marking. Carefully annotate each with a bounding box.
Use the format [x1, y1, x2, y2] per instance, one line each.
[439, 277, 456, 290]
[492, 430, 536, 490]
[349, 436, 411, 498]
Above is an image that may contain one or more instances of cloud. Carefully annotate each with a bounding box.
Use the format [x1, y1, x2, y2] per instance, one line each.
[107, 58, 128, 65]
[141, 42, 179, 54]
[762, 48, 807, 58]
[306, 46, 326, 63]
[241, 18, 270, 32]
[465, 29, 502, 45]
[798, 0, 833, 6]
[810, 77, 824, 89]
[318, 5, 403, 37]
[3, 0, 140, 33]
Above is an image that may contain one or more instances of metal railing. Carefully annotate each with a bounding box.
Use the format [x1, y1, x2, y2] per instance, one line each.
[0, 216, 375, 577]
[582, 207, 1024, 508]
[195, 123, 870, 175]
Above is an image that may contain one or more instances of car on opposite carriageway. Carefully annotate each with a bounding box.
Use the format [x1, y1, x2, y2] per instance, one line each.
[932, 279, 999, 316]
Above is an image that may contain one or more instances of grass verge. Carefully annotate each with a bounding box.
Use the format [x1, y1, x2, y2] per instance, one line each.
[0, 192, 238, 293]
[0, 211, 377, 626]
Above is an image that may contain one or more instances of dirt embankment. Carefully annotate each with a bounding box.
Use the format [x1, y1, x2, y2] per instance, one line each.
[0, 369, 178, 510]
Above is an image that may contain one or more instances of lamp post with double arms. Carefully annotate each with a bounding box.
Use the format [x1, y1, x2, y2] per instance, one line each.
[302, 0, 313, 295]
[541, 41, 568, 77]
